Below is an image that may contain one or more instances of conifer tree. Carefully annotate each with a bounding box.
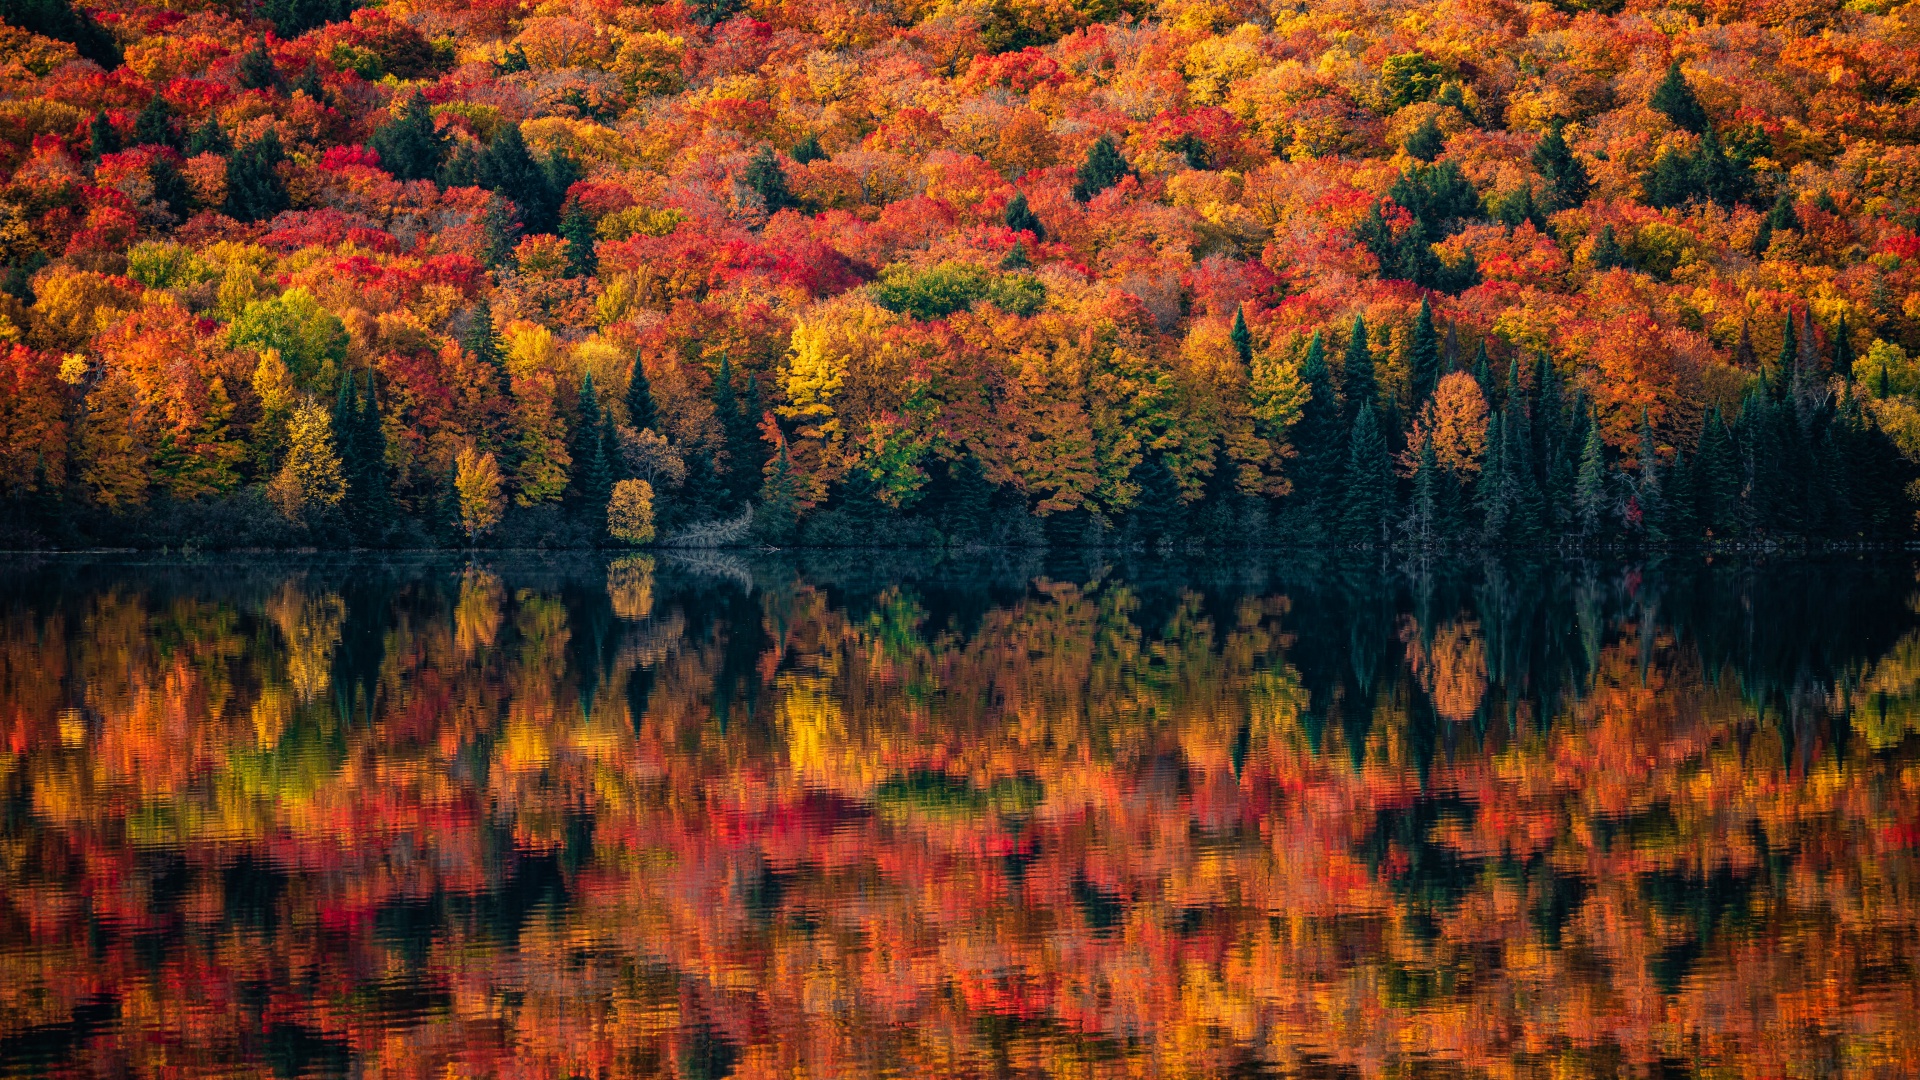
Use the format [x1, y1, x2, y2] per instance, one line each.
[236, 38, 283, 93]
[1343, 314, 1374, 418]
[367, 93, 447, 183]
[1649, 60, 1709, 134]
[133, 96, 176, 150]
[627, 352, 657, 432]
[1574, 414, 1608, 538]
[1832, 315, 1855, 381]
[758, 442, 799, 543]
[790, 133, 825, 164]
[88, 110, 117, 159]
[1071, 136, 1129, 201]
[1478, 410, 1510, 541]
[1230, 305, 1253, 365]
[560, 202, 597, 277]
[743, 147, 797, 214]
[462, 299, 510, 397]
[568, 374, 612, 527]
[1589, 224, 1625, 270]
[1404, 116, 1444, 162]
[356, 373, 390, 536]
[1003, 192, 1045, 240]
[1531, 122, 1590, 209]
[1294, 331, 1344, 526]
[1408, 297, 1439, 407]
[1634, 410, 1664, 540]
[479, 123, 559, 233]
[225, 130, 289, 223]
[1696, 407, 1739, 538]
[186, 119, 231, 157]
[1775, 312, 1796, 398]
[1340, 405, 1393, 545]
[1404, 431, 1439, 548]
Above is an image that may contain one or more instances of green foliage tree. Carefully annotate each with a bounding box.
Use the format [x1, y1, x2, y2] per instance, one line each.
[1071, 136, 1129, 201]
[1003, 192, 1045, 241]
[1340, 405, 1393, 545]
[560, 203, 597, 278]
[1403, 116, 1444, 163]
[1649, 61, 1709, 134]
[1531, 123, 1590, 209]
[743, 147, 798, 214]
[367, 94, 447, 183]
[225, 130, 290, 223]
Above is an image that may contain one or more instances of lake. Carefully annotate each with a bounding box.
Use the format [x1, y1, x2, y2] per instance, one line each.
[0, 553, 1916, 1078]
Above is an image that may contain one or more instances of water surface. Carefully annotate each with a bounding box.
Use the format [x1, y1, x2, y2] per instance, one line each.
[1, 553, 1917, 1078]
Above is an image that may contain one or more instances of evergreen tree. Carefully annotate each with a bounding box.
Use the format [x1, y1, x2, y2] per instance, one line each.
[1649, 60, 1709, 134]
[1531, 122, 1590, 209]
[236, 38, 283, 93]
[1404, 115, 1445, 162]
[462, 299, 510, 396]
[1340, 405, 1394, 546]
[0, 0, 120, 67]
[1003, 192, 1045, 240]
[627, 351, 657, 431]
[133, 95, 177, 150]
[711, 353, 750, 502]
[1503, 363, 1545, 540]
[262, 0, 351, 37]
[478, 196, 518, 269]
[1470, 339, 1492, 400]
[1477, 410, 1510, 541]
[758, 442, 799, 543]
[560, 202, 597, 277]
[1695, 407, 1739, 538]
[1776, 311, 1797, 399]
[1663, 447, 1698, 542]
[790, 132, 825, 164]
[367, 93, 447, 183]
[1294, 331, 1344, 528]
[185, 119, 232, 157]
[149, 156, 190, 219]
[1000, 242, 1030, 270]
[569, 374, 613, 526]
[1574, 414, 1608, 537]
[1071, 135, 1129, 201]
[439, 142, 480, 187]
[294, 63, 326, 105]
[1404, 431, 1439, 548]
[478, 123, 559, 233]
[88, 109, 118, 159]
[1634, 410, 1663, 540]
[1230, 305, 1253, 364]
[1408, 297, 1440, 407]
[1342, 314, 1374, 418]
[331, 372, 364, 532]
[224, 130, 290, 223]
[743, 147, 797, 214]
[1833, 314, 1855, 381]
[1589, 223, 1625, 270]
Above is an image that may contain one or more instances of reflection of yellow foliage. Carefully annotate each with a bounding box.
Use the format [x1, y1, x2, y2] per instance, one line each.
[264, 584, 344, 701]
[455, 569, 505, 657]
[1411, 620, 1487, 722]
[777, 673, 847, 784]
[607, 555, 656, 620]
[250, 686, 294, 749]
[1855, 630, 1920, 749]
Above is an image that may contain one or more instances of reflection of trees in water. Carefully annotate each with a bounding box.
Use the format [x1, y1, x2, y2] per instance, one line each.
[0, 556, 1916, 1077]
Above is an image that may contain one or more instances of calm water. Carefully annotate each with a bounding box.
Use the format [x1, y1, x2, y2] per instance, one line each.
[1, 553, 1917, 1079]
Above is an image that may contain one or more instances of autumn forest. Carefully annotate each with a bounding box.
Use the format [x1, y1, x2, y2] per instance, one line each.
[0, 0, 1914, 547]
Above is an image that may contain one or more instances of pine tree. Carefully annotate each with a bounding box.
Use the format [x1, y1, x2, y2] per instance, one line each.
[133, 96, 176, 150]
[1342, 314, 1374, 418]
[1663, 447, 1698, 542]
[185, 119, 231, 157]
[1503, 363, 1545, 540]
[1230, 305, 1253, 364]
[1000, 242, 1030, 270]
[462, 299, 510, 396]
[1589, 223, 1625, 270]
[294, 63, 326, 105]
[236, 38, 283, 93]
[1574, 414, 1608, 538]
[262, 0, 350, 37]
[1404, 431, 1439, 548]
[569, 374, 612, 527]
[1470, 339, 1492, 400]
[224, 130, 289, 223]
[367, 93, 447, 183]
[790, 132, 825, 164]
[479, 196, 517, 269]
[758, 442, 799, 543]
[149, 156, 190, 219]
[357, 373, 391, 536]
[1478, 410, 1510, 541]
[1404, 116, 1444, 162]
[1531, 122, 1590, 209]
[1071, 135, 1129, 201]
[479, 123, 559, 233]
[88, 109, 118, 159]
[1003, 192, 1045, 240]
[1775, 311, 1797, 398]
[560, 202, 597, 277]
[1833, 314, 1855, 381]
[1649, 60, 1709, 134]
[743, 147, 797, 215]
[1340, 405, 1394, 546]
[711, 353, 744, 501]
[1290, 331, 1345, 534]
[1408, 297, 1440, 407]
[1696, 407, 1739, 538]
[627, 352, 657, 432]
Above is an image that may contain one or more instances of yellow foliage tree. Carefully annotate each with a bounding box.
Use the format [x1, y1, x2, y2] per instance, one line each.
[607, 478, 656, 544]
[268, 398, 346, 522]
[455, 446, 506, 539]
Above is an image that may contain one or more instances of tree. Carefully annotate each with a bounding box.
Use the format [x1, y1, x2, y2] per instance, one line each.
[568, 373, 613, 523]
[1343, 314, 1374, 417]
[88, 110, 118, 159]
[132, 97, 178, 150]
[1404, 116, 1444, 162]
[225, 130, 290, 223]
[1292, 331, 1344, 526]
[758, 440, 799, 543]
[1071, 136, 1128, 201]
[263, 0, 351, 37]
[0, 0, 119, 66]
[1589, 224, 1625, 270]
[791, 133, 825, 164]
[1649, 60, 1709, 134]
[236, 38, 284, 93]
[1833, 315, 1855, 381]
[367, 94, 447, 183]
[462, 299, 508, 395]
[1403, 430, 1439, 547]
[269, 398, 347, 523]
[479, 123, 560, 233]
[1230, 306, 1253, 365]
[1004, 192, 1045, 240]
[186, 119, 232, 158]
[743, 147, 797, 215]
[1531, 123, 1589, 209]
[1696, 406, 1738, 537]
[1408, 298, 1440, 407]
[454, 446, 505, 539]
[1574, 413, 1608, 537]
[607, 479, 656, 543]
[560, 202, 597, 277]
[627, 351, 657, 431]
[1340, 405, 1394, 545]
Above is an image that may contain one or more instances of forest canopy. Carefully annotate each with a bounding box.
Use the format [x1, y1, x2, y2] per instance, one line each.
[0, 0, 1916, 548]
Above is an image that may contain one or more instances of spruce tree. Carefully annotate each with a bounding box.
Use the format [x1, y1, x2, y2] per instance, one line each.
[711, 353, 742, 501]
[1589, 223, 1625, 270]
[1574, 414, 1608, 538]
[186, 119, 232, 157]
[569, 374, 612, 524]
[1340, 405, 1394, 546]
[354, 372, 391, 540]
[479, 196, 517, 269]
[1404, 116, 1444, 162]
[627, 352, 657, 431]
[1634, 411, 1664, 540]
[1071, 136, 1129, 202]
[478, 123, 559, 233]
[236, 38, 283, 93]
[133, 96, 176, 150]
[88, 109, 118, 159]
[1343, 314, 1374, 418]
[1408, 297, 1440, 407]
[1405, 431, 1439, 548]
[367, 93, 447, 183]
[1649, 60, 1709, 134]
[1695, 407, 1738, 538]
[1004, 192, 1045, 240]
[743, 147, 797, 215]
[150, 155, 191, 219]
[1470, 339, 1492, 401]
[758, 442, 799, 543]
[1295, 331, 1344, 529]
[560, 202, 597, 277]
[263, 0, 350, 37]
[224, 130, 290, 223]
[1503, 363, 1545, 541]
[1531, 122, 1590, 210]
[790, 133, 825, 164]
[462, 299, 510, 396]
[1478, 410, 1510, 541]
[1833, 314, 1855, 381]
[1230, 305, 1253, 364]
